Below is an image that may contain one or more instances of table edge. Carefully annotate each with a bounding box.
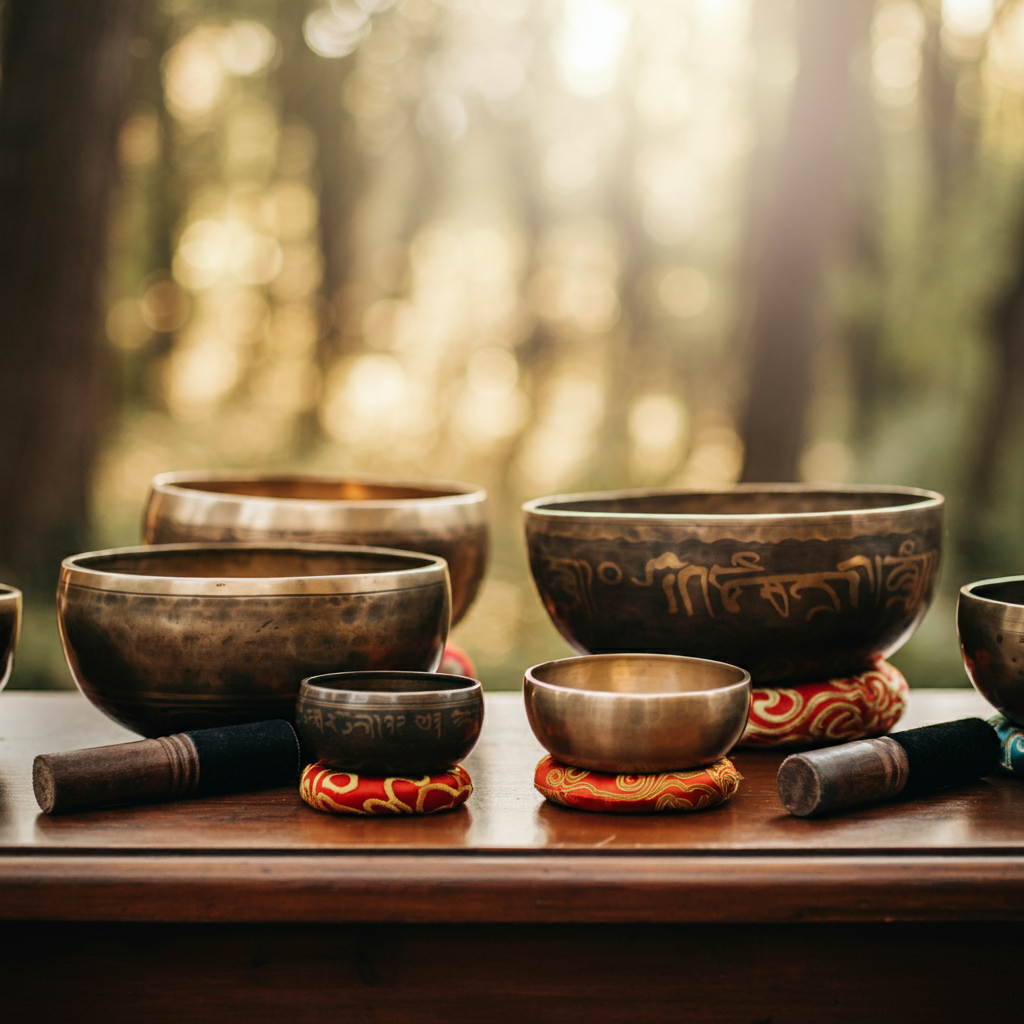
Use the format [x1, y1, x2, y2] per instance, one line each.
[2, 852, 1023, 924]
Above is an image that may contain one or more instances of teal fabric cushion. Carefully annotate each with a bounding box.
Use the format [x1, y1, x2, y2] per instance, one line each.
[990, 714, 1024, 776]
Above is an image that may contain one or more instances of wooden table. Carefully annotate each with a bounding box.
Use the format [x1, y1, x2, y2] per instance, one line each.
[0, 689, 1021, 1022]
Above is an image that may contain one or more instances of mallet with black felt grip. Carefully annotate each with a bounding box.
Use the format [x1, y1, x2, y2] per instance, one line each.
[777, 718, 1000, 818]
[33, 719, 302, 814]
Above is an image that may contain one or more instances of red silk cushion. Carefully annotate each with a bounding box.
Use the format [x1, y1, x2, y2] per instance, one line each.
[439, 641, 476, 678]
[739, 658, 908, 749]
[300, 762, 472, 815]
[534, 755, 741, 814]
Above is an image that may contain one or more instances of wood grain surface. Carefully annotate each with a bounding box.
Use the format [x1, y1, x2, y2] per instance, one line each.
[0, 689, 1020, 1021]
[0, 689, 1022, 925]
[0, 689, 1016, 853]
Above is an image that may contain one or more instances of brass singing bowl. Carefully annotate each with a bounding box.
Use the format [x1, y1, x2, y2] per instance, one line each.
[58, 543, 450, 737]
[524, 653, 751, 773]
[144, 472, 488, 625]
[958, 577, 1024, 726]
[0, 584, 22, 691]
[524, 484, 944, 686]
[297, 670, 484, 774]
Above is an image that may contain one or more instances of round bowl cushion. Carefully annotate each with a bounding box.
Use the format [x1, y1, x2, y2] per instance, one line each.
[739, 658, 908, 749]
[990, 714, 1024, 776]
[439, 641, 476, 678]
[300, 762, 472, 815]
[534, 755, 741, 814]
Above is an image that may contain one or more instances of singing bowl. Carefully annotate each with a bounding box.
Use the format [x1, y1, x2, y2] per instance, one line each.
[296, 670, 483, 774]
[524, 484, 944, 685]
[958, 576, 1024, 726]
[57, 544, 450, 737]
[524, 653, 751, 773]
[144, 472, 488, 625]
[0, 584, 22, 691]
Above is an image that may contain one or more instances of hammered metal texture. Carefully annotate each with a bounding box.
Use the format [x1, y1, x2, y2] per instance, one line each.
[296, 670, 483, 774]
[958, 577, 1024, 727]
[57, 544, 450, 737]
[524, 485, 943, 685]
[144, 473, 488, 625]
[0, 585, 21, 691]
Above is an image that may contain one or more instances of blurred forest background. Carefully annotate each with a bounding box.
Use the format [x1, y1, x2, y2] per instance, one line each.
[2, 0, 1024, 689]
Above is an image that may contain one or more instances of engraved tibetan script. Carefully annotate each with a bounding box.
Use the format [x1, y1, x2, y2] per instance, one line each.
[628, 542, 937, 622]
[540, 557, 596, 617]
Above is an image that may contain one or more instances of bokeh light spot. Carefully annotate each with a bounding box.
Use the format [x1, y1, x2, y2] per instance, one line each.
[218, 21, 277, 76]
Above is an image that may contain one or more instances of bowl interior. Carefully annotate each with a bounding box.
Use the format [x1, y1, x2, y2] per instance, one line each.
[304, 671, 477, 695]
[172, 477, 468, 502]
[69, 547, 435, 580]
[965, 579, 1024, 607]
[533, 488, 928, 517]
[530, 655, 746, 695]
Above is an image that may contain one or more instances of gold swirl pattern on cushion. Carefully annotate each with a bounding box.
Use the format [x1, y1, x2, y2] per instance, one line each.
[739, 658, 908, 749]
[534, 755, 741, 814]
[300, 762, 472, 815]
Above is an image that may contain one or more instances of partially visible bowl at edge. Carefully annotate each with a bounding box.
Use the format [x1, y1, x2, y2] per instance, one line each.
[958, 576, 1024, 726]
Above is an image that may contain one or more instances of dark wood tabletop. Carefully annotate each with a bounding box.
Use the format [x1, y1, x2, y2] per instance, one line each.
[1, 688, 1022, 924]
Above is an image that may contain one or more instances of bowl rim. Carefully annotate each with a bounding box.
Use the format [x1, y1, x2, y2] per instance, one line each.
[59, 542, 450, 596]
[150, 470, 487, 508]
[0, 584, 21, 601]
[959, 575, 1024, 608]
[524, 652, 751, 699]
[522, 483, 943, 523]
[299, 670, 482, 703]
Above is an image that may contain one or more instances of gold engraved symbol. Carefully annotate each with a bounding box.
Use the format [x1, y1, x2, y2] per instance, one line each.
[631, 553, 713, 616]
[541, 557, 597, 617]
[415, 711, 442, 738]
[712, 552, 865, 620]
[881, 540, 937, 612]
[451, 707, 480, 737]
[630, 545, 935, 622]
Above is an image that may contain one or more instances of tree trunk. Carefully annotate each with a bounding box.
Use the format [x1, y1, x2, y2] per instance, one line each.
[740, 0, 873, 483]
[968, 241, 1024, 513]
[0, 0, 141, 587]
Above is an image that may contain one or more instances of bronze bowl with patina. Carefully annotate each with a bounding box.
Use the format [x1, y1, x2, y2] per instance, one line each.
[524, 653, 750, 773]
[0, 584, 22, 691]
[57, 543, 450, 737]
[523, 484, 944, 686]
[958, 576, 1024, 726]
[296, 670, 483, 774]
[143, 472, 488, 625]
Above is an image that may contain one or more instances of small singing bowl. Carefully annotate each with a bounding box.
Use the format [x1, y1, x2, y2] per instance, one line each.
[296, 671, 484, 774]
[57, 543, 450, 737]
[0, 584, 23, 691]
[144, 472, 489, 625]
[524, 653, 751, 774]
[524, 484, 943, 685]
[958, 576, 1024, 726]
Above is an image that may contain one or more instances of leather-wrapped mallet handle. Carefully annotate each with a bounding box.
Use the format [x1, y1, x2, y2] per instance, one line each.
[33, 720, 301, 814]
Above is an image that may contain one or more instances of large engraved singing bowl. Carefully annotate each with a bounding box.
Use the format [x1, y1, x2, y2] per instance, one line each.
[524, 653, 751, 773]
[958, 577, 1024, 726]
[523, 485, 944, 686]
[297, 670, 483, 774]
[143, 472, 488, 625]
[0, 584, 22, 691]
[57, 544, 450, 737]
